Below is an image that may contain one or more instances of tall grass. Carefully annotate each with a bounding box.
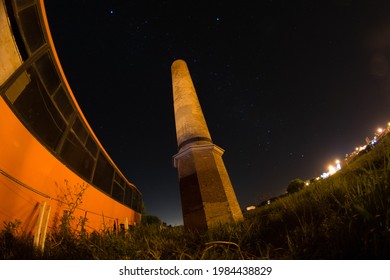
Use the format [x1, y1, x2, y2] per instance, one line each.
[1, 136, 389, 259]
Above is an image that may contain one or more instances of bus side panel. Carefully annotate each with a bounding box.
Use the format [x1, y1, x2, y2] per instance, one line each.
[0, 97, 139, 233]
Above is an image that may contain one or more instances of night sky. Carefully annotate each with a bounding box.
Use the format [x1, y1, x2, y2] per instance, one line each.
[44, 0, 390, 225]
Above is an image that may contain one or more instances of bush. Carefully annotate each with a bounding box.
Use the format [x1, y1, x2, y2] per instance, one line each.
[287, 178, 305, 194]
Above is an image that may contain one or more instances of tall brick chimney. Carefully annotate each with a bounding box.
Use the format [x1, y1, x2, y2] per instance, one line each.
[171, 59, 243, 231]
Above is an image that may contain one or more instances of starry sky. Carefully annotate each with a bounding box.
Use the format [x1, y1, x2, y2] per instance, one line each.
[44, 0, 390, 225]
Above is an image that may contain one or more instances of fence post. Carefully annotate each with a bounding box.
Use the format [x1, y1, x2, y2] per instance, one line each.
[33, 201, 46, 248]
[39, 204, 51, 252]
[33, 201, 51, 253]
[124, 217, 129, 231]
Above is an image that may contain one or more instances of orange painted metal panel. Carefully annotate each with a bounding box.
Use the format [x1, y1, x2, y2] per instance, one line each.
[0, 97, 140, 233]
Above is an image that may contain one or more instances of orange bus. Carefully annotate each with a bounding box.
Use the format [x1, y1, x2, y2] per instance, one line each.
[0, 0, 142, 235]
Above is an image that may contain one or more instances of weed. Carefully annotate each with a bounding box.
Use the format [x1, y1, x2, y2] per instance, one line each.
[2, 135, 390, 259]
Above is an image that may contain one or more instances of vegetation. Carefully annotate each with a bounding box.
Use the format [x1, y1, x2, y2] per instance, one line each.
[141, 214, 162, 225]
[287, 178, 305, 194]
[1, 135, 390, 259]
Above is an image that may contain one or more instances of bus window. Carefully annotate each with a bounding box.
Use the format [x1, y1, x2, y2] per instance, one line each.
[35, 53, 60, 95]
[53, 87, 74, 121]
[11, 67, 65, 151]
[60, 132, 95, 181]
[124, 185, 133, 208]
[72, 116, 88, 144]
[112, 182, 124, 203]
[86, 136, 98, 158]
[132, 192, 141, 212]
[15, 0, 35, 9]
[18, 5, 45, 54]
[4, 71, 30, 104]
[93, 152, 114, 195]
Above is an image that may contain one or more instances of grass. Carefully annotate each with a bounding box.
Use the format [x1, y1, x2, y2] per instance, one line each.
[1, 136, 390, 259]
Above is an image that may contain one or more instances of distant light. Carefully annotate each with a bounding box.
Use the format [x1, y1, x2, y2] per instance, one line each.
[321, 172, 329, 179]
[356, 145, 366, 151]
[328, 165, 336, 175]
[310, 121, 387, 185]
[110, 10, 114, 14]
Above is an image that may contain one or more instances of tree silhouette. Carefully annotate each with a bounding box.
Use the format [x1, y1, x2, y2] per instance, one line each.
[287, 178, 305, 194]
